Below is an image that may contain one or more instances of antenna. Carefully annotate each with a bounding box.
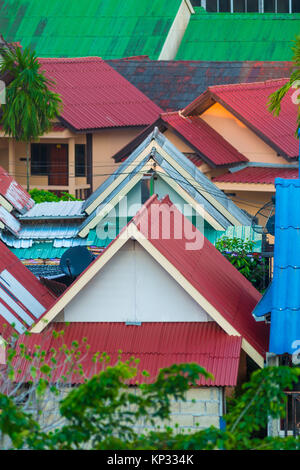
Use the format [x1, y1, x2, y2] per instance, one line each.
[59, 246, 95, 279]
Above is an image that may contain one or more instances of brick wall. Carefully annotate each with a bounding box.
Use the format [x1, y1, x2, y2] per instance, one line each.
[133, 387, 223, 433]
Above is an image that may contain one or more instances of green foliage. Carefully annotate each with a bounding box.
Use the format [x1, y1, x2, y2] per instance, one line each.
[215, 236, 266, 291]
[0, 45, 62, 142]
[29, 188, 79, 203]
[268, 35, 300, 134]
[0, 353, 300, 450]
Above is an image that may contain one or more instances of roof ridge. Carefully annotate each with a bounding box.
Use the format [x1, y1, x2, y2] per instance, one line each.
[208, 77, 289, 92]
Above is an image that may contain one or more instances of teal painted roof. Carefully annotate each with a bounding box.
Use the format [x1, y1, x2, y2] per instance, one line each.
[1, 0, 181, 59]
[176, 9, 300, 61]
[11, 229, 113, 260]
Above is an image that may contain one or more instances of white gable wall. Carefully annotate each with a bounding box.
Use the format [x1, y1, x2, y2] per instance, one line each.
[62, 239, 213, 323]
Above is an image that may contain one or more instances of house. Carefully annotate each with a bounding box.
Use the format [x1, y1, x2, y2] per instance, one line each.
[11, 194, 269, 431]
[176, 8, 300, 61]
[1, 130, 262, 275]
[0, 0, 194, 60]
[77, 128, 254, 243]
[108, 58, 293, 111]
[113, 79, 298, 222]
[0, 240, 56, 341]
[0, 166, 34, 236]
[0, 56, 162, 196]
[252, 177, 300, 437]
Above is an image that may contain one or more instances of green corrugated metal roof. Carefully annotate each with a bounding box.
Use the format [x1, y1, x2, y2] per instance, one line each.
[176, 8, 300, 61]
[1, 0, 181, 59]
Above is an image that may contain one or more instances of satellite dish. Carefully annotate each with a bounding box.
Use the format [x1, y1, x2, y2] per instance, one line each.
[251, 196, 275, 236]
[60, 246, 95, 278]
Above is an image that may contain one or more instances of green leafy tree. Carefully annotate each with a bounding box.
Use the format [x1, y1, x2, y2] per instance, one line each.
[268, 36, 300, 131]
[0, 330, 300, 450]
[29, 188, 79, 203]
[0, 45, 62, 191]
[215, 236, 267, 291]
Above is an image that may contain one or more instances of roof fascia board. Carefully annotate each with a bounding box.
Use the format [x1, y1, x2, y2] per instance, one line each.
[153, 141, 244, 226]
[78, 160, 154, 237]
[230, 162, 299, 173]
[0, 195, 13, 213]
[85, 142, 154, 215]
[31, 222, 264, 366]
[242, 338, 264, 368]
[182, 90, 215, 117]
[157, 165, 225, 231]
[215, 182, 276, 192]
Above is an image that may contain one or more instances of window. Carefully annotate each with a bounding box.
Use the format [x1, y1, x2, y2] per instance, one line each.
[75, 144, 86, 177]
[233, 0, 259, 11]
[205, 0, 297, 11]
[31, 144, 49, 175]
[293, 0, 300, 12]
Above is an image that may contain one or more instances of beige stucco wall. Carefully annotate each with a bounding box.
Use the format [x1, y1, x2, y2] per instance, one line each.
[201, 103, 289, 165]
[0, 131, 88, 191]
[220, 189, 273, 220]
[92, 127, 145, 190]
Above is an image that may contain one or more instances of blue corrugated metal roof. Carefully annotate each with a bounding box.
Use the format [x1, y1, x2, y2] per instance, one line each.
[253, 177, 300, 355]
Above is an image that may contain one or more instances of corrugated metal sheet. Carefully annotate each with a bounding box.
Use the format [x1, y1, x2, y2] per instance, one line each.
[0, 166, 34, 214]
[14, 322, 242, 386]
[213, 166, 299, 184]
[176, 9, 300, 61]
[0, 0, 181, 59]
[81, 128, 252, 235]
[19, 201, 84, 219]
[108, 59, 293, 111]
[39, 57, 162, 130]
[161, 112, 248, 166]
[0, 206, 21, 235]
[41, 195, 268, 359]
[185, 79, 298, 160]
[254, 178, 300, 355]
[0, 241, 56, 336]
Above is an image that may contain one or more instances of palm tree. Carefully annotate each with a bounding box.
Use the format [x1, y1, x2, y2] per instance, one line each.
[268, 36, 300, 133]
[0, 45, 62, 191]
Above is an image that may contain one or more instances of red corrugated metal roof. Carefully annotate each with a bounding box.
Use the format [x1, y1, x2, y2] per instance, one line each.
[34, 195, 268, 359]
[213, 166, 299, 184]
[39, 57, 163, 131]
[0, 241, 57, 337]
[133, 195, 268, 358]
[183, 79, 298, 159]
[0, 166, 34, 213]
[15, 322, 242, 386]
[161, 112, 248, 166]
